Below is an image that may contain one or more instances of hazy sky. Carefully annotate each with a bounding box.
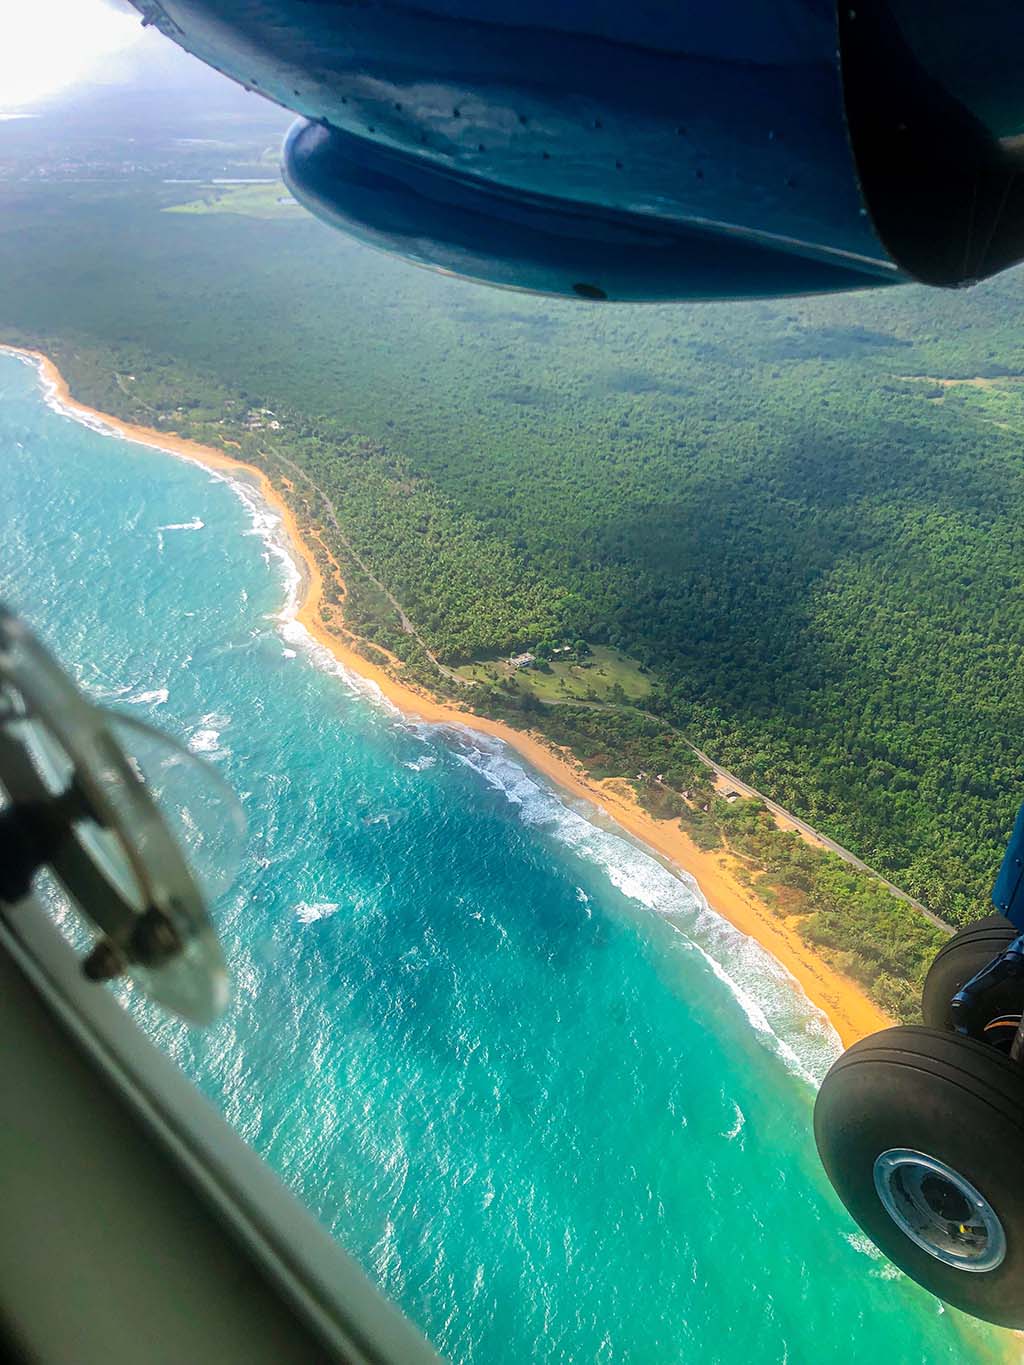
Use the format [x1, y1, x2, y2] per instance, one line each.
[0, 0, 149, 108]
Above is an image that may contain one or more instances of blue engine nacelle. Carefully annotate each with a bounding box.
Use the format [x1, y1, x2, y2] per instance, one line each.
[134, 0, 1024, 298]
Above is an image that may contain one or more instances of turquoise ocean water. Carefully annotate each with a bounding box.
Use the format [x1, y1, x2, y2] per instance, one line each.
[0, 351, 1001, 1363]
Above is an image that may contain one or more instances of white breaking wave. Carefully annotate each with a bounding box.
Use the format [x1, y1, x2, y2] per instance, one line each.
[690, 942, 816, 1085]
[188, 713, 232, 758]
[403, 755, 437, 771]
[844, 1230, 905, 1280]
[188, 728, 223, 755]
[720, 1101, 746, 1142]
[82, 679, 134, 702]
[870, 1262, 903, 1282]
[9, 347, 153, 442]
[8, 345, 842, 1084]
[10, 346, 399, 716]
[279, 612, 401, 714]
[157, 517, 204, 531]
[444, 729, 842, 1085]
[295, 901, 341, 924]
[212, 468, 403, 716]
[127, 687, 169, 705]
[844, 1233, 883, 1260]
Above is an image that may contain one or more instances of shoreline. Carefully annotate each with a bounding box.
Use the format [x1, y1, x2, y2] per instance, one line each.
[2, 343, 892, 1049]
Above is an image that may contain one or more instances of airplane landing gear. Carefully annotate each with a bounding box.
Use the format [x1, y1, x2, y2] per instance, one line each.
[921, 915, 1019, 1036]
[815, 804, 1024, 1324]
[814, 1023, 1024, 1326]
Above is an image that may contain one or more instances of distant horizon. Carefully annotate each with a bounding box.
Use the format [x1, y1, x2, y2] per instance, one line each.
[0, 0, 280, 116]
[1, 0, 148, 108]
[4, 20, 1024, 1350]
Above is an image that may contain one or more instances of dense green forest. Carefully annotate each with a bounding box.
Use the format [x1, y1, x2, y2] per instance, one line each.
[3, 86, 1024, 1013]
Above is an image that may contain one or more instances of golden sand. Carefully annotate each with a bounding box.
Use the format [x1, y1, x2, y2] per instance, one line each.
[4, 345, 893, 1048]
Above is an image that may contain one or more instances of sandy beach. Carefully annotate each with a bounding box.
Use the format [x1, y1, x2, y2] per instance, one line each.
[4, 344, 893, 1048]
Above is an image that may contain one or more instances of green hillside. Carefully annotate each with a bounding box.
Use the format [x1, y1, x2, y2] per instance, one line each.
[5, 102, 1024, 1011]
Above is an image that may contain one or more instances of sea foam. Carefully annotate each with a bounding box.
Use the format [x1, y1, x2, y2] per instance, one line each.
[442, 729, 841, 1084]
[157, 517, 205, 531]
[295, 901, 341, 924]
[12, 343, 841, 1084]
[128, 687, 169, 705]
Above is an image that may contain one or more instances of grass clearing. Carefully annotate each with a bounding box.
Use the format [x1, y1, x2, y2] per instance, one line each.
[164, 183, 302, 219]
[457, 644, 652, 704]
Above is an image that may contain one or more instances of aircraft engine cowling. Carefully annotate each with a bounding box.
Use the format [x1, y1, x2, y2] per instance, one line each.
[134, 0, 1024, 299]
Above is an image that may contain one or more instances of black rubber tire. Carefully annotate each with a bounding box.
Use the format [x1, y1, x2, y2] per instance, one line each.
[921, 914, 1018, 1031]
[814, 1025, 1024, 1327]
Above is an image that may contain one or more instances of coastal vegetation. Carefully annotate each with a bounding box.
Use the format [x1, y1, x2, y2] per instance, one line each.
[4, 104, 1024, 1018]
[463, 696, 947, 1021]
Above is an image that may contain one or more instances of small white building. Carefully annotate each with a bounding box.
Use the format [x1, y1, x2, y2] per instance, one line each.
[509, 652, 536, 669]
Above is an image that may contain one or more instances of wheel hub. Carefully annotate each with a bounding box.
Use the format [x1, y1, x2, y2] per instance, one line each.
[873, 1149, 1006, 1272]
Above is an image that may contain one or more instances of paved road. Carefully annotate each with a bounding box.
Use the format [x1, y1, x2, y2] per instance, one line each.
[680, 741, 952, 931]
[271, 451, 472, 686]
[268, 455, 951, 933]
[535, 697, 952, 932]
